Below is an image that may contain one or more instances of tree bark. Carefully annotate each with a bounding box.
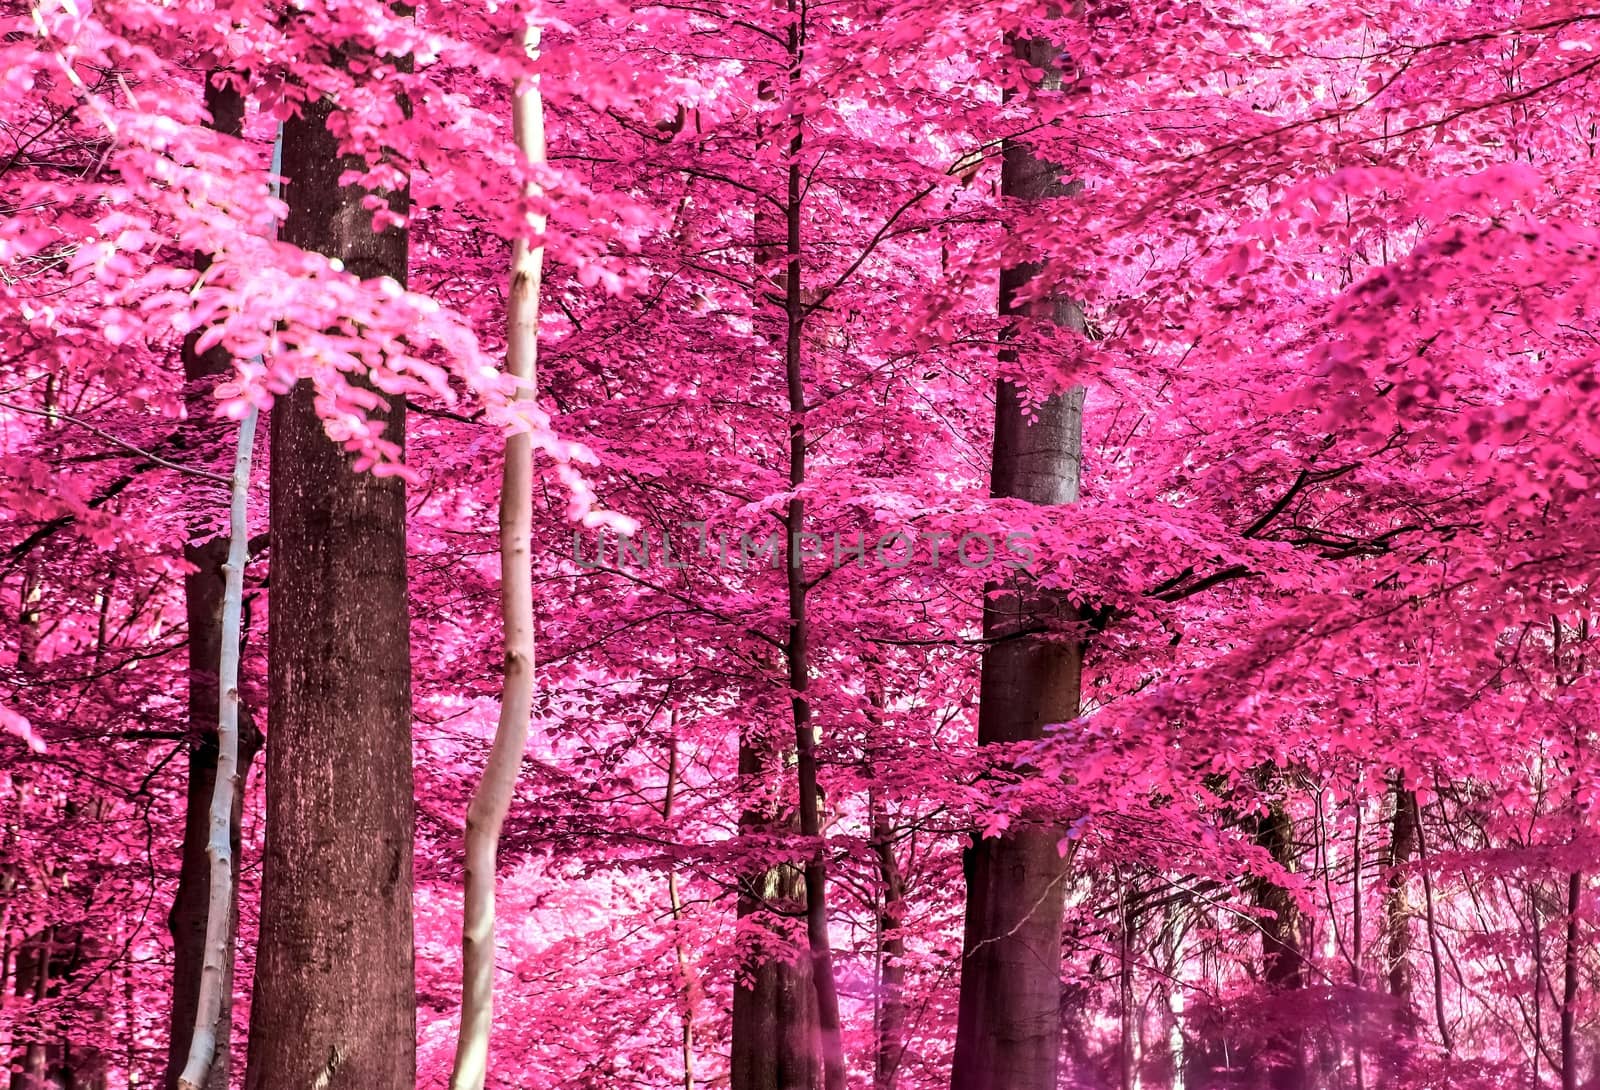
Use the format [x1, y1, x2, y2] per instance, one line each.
[732, 35, 841, 1083]
[732, 731, 819, 1090]
[1561, 869, 1582, 1090]
[10, 925, 61, 1090]
[1382, 779, 1418, 1073]
[164, 76, 260, 1090]
[243, 82, 417, 1090]
[447, 26, 544, 1090]
[870, 795, 907, 1090]
[1119, 875, 1137, 1090]
[780, 99, 848, 1090]
[662, 725, 701, 1090]
[1253, 796, 1306, 1090]
[730, 303, 819, 1083]
[175, 407, 257, 1090]
[1411, 796, 1454, 1055]
[950, 28, 1083, 1090]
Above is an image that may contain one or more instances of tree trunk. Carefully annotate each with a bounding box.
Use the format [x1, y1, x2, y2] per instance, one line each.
[950, 29, 1083, 1090]
[1381, 780, 1417, 1075]
[175, 408, 258, 1090]
[10, 925, 104, 1090]
[1561, 869, 1582, 1090]
[1253, 796, 1306, 1090]
[1162, 903, 1188, 1090]
[1410, 796, 1454, 1055]
[10, 925, 60, 1090]
[1120, 876, 1137, 1090]
[662, 725, 701, 1090]
[732, 736, 820, 1090]
[164, 76, 260, 1090]
[243, 82, 417, 1090]
[779, 99, 848, 1090]
[732, 51, 838, 1085]
[870, 796, 907, 1090]
[446, 25, 544, 1090]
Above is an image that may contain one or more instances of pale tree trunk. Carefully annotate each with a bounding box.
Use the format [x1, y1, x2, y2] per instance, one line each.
[243, 66, 417, 1090]
[1311, 804, 1339, 1090]
[448, 26, 544, 1089]
[1351, 796, 1367, 1090]
[165, 77, 263, 1090]
[870, 793, 907, 1090]
[175, 407, 258, 1090]
[950, 28, 1084, 1090]
[662, 722, 701, 1090]
[1162, 904, 1187, 1090]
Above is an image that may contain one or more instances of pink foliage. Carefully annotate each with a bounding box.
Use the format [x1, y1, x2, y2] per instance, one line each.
[5, 0, 1600, 1087]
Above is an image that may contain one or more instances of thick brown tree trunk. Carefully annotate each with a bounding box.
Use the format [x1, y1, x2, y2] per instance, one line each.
[950, 29, 1083, 1090]
[164, 77, 260, 1090]
[242, 83, 417, 1090]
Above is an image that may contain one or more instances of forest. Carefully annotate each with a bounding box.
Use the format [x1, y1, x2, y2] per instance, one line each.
[2, 0, 1598, 1088]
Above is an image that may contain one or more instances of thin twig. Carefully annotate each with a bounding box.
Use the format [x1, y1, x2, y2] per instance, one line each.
[0, 399, 229, 485]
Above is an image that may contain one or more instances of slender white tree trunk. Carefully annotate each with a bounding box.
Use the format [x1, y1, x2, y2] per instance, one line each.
[175, 406, 258, 1090]
[662, 721, 699, 1090]
[447, 22, 545, 1090]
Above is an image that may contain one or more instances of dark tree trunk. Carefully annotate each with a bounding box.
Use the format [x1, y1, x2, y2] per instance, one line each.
[164, 76, 260, 1090]
[950, 29, 1083, 1090]
[1119, 878, 1137, 1090]
[778, 94, 848, 1090]
[10, 925, 98, 1090]
[731, 81, 837, 1089]
[10, 925, 60, 1090]
[1561, 869, 1582, 1090]
[731, 736, 820, 1090]
[1254, 796, 1306, 1090]
[242, 84, 417, 1090]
